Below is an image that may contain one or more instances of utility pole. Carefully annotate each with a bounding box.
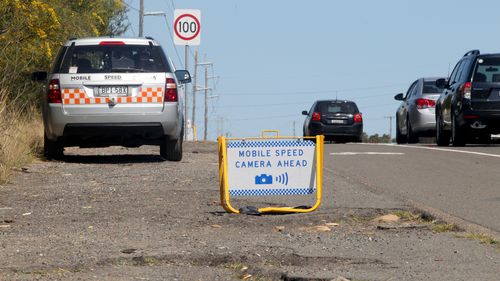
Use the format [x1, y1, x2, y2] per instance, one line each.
[196, 58, 214, 141]
[384, 116, 394, 141]
[139, 0, 144, 37]
[191, 50, 198, 128]
[293, 120, 296, 137]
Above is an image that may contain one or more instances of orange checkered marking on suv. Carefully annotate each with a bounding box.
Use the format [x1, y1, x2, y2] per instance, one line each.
[62, 87, 164, 105]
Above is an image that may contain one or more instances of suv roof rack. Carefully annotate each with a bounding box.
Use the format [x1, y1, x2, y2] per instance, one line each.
[145, 36, 155, 40]
[463, 50, 480, 57]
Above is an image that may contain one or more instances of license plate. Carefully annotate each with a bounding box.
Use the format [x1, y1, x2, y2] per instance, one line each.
[96, 86, 128, 96]
[330, 119, 345, 124]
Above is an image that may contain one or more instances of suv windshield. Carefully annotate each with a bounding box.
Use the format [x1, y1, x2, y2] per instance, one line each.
[58, 45, 170, 73]
[317, 101, 358, 114]
[473, 57, 500, 83]
[423, 81, 444, 94]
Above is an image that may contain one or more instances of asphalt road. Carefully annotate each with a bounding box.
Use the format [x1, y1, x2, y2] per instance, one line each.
[324, 142, 500, 235]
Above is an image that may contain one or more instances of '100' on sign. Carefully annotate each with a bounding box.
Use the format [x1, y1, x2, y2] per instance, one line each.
[173, 9, 201, 46]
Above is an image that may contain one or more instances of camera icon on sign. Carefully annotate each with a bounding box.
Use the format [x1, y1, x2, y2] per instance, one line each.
[255, 174, 273, 185]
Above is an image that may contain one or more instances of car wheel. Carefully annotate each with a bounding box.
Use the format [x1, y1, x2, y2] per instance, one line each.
[396, 117, 407, 144]
[451, 113, 466, 147]
[44, 133, 63, 160]
[160, 136, 183, 161]
[407, 118, 419, 144]
[436, 114, 450, 146]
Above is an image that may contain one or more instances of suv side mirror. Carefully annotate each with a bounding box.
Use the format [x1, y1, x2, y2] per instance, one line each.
[435, 78, 447, 89]
[175, 70, 191, 84]
[31, 71, 47, 81]
[302, 110, 308, 115]
[394, 93, 404, 101]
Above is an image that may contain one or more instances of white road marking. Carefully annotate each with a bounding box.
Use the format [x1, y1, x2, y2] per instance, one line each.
[330, 152, 405, 155]
[358, 143, 500, 159]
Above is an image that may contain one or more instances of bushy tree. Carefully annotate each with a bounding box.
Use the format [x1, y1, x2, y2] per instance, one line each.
[0, 0, 128, 105]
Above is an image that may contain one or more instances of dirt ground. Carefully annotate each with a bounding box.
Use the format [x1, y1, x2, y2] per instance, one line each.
[0, 142, 498, 281]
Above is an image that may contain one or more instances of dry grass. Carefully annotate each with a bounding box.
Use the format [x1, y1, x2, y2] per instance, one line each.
[0, 88, 43, 184]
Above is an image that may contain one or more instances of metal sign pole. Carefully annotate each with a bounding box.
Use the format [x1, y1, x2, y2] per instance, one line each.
[184, 45, 189, 140]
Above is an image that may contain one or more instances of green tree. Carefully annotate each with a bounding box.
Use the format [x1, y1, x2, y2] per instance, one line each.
[0, 0, 128, 105]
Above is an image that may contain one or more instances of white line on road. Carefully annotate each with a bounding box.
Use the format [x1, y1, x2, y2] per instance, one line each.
[358, 143, 500, 159]
[330, 152, 405, 155]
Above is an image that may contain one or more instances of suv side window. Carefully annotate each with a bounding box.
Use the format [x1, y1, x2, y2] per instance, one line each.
[458, 59, 472, 82]
[449, 61, 463, 85]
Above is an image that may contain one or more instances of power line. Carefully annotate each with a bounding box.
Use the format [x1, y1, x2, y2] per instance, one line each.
[161, 15, 183, 68]
[215, 83, 406, 96]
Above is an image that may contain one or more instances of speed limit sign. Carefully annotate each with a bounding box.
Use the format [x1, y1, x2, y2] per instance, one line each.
[173, 9, 201, 46]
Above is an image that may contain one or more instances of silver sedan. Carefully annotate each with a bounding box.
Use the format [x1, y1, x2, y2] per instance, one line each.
[394, 77, 445, 143]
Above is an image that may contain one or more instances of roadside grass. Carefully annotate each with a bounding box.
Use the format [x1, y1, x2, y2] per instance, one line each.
[0, 89, 43, 185]
[458, 233, 499, 246]
[385, 211, 499, 249]
[432, 223, 461, 233]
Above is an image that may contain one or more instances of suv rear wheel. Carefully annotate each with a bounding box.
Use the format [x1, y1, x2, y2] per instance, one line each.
[451, 113, 466, 146]
[436, 114, 450, 146]
[44, 133, 63, 160]
[160, 134, 183, 161]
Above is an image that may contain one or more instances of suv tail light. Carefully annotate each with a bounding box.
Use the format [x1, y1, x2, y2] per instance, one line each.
[48, 79, 61, 103]
[415, 98, 436, 109]
[165, 78, 178, 102]
[312, 112, 321, 121]
[354, 113, 363, 123]
[462, 82, 472, 99]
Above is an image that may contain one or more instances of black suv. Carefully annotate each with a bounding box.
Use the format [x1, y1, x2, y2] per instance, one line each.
[435, 50, 500, 146]
[302, 100, 363, 142]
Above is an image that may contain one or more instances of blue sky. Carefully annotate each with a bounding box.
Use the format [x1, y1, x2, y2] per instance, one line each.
[124, 0, 500, 140]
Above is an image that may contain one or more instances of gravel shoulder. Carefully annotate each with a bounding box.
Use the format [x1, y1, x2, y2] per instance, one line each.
[0, 142, 498, 281]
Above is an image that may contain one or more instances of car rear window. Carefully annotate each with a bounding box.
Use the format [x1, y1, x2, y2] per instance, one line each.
[316, 102, 358, 114]
[473, 57, 500, 83]
[423, 81, 444, 94]
[58, 44, 171, 73]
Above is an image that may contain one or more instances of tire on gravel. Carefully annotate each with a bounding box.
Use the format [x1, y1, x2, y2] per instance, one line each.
[44, 133, 63, 160]
[160, 136, 183, 161]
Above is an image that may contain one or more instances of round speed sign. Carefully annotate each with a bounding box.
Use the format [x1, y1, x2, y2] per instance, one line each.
[173, 10, 201, 46]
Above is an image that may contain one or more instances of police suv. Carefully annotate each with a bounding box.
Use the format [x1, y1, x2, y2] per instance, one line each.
[32, 37, 191, 161]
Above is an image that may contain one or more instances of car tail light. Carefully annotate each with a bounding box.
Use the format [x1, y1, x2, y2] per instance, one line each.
[312, 112, 321, 121]
[415, 98, 436, 109]
[165, 78, 178, 102]
[462, 82, 472, 99]
[354, 113, 363, 123]
[99, 41, 125, 45]
[48, 79, 61, 103]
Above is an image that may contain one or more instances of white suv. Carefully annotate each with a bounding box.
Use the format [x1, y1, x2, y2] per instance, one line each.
[32, 37, 191, 161]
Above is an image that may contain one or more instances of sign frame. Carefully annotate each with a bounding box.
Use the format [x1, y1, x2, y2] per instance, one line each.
[218, 132, 324, 214]
[173, 9, 201, 46]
